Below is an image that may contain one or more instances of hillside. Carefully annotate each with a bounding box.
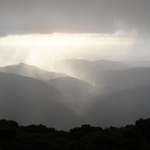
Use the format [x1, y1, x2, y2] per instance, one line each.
[81, 85, 150, 127]
[0, 72, 76, 130]
[98, 67, 150, 90]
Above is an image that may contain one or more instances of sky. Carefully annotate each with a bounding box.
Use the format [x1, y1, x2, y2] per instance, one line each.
[0, 0, 150, 70]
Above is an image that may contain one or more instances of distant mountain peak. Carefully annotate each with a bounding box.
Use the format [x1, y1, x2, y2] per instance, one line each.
[0, 63, 67, 80]
[18, 63, 38, 68]
[18, 62, 26, 65]
[18, 62, 30, 66]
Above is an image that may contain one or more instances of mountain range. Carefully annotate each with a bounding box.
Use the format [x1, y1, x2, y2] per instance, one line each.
[55, 59, 132, 83]
[0, 60, 150, 129]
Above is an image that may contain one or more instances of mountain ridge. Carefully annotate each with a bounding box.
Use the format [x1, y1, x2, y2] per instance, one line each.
[0, 63, 66, 81]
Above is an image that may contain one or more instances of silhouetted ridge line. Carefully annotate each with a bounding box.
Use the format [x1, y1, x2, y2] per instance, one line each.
[0, 118, 150, 150]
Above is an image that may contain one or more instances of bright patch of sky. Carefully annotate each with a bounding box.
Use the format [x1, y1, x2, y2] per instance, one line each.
[0, 32, 141, 70]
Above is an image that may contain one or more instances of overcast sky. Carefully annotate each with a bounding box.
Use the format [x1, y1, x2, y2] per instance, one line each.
[0, 0, 150, 69]
[0, 0, 150, 35]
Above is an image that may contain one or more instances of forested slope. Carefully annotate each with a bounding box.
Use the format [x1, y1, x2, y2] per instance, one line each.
[0, 118, 150, 150]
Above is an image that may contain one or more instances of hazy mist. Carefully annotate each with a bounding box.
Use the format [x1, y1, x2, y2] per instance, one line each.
[0, 33, 149, 71]
[0, 0, 150, 130]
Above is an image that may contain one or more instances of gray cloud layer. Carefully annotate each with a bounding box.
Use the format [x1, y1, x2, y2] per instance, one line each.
[0, 0, 150, 36]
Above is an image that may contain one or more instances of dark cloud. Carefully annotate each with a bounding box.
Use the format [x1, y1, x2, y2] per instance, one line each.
[0, 0, 150, 36]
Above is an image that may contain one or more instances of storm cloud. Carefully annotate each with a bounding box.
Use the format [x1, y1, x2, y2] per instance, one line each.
[0, 0, 150, 36]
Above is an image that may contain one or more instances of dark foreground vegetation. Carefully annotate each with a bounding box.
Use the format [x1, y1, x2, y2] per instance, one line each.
[0, 118, 150, 150]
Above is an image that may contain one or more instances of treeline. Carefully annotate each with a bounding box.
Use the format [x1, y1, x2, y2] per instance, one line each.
[0, 118, 150, 150]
